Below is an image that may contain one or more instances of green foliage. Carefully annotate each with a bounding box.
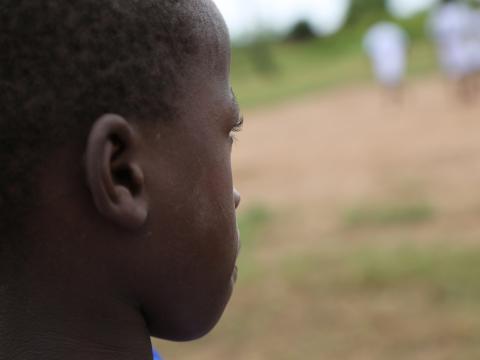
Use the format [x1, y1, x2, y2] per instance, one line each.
[344, 0, 390, 29]
[287, 20, 317, 42]
[344, 202, 435, 228]
[230, 6, 434, 109]
[230, 38, 370, 107]
[399, 12, 430, 41]
[231, 37, 436, 108]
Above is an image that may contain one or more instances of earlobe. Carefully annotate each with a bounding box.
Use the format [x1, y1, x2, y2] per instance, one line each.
[85, 114, 148, 230]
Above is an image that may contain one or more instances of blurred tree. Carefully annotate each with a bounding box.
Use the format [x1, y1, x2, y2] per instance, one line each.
[468, 0, 480, 7]
[344, 0, 390, 29]
[287, 20, 317, 42]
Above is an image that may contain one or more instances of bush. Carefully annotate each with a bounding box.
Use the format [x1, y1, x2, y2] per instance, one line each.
[287, 20, 317, 42]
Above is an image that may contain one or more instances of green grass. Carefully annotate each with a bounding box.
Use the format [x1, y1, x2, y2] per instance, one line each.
[350, 246, 480, 302]
[231, 39, 369, 108]
[230, 12, 438, 109]
[343, 201, 435, 228]
[158, 223, 480, 359]
[236, 205, 271, 283]
[281, 244, 480, 305]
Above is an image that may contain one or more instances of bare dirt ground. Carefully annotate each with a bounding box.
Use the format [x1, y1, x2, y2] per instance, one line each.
[234, 77, 480, 211]
[234, 77, 480, 253]
[157, 78, 480, 359]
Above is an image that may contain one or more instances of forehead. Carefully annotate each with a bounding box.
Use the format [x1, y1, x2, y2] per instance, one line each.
[156, 0, 233, 130]
[183, 0, 231, 78]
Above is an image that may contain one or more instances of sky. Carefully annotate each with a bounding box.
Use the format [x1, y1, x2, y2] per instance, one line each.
[214, 0, 438, 39]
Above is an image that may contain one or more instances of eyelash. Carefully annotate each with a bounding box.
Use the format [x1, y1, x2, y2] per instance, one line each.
[232, 116, 244, 133]
[230, 116, 244, 143]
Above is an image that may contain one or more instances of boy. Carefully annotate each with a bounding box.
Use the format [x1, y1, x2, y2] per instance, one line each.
[428, 0, 475, 100]
[363, 21, 409, 102]
[467, 6, 480, 97]
[0, 1, 242, 360]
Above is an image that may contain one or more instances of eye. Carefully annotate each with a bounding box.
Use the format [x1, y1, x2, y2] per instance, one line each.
[229, 115, 244, 144]
[232, 115, 244, 133]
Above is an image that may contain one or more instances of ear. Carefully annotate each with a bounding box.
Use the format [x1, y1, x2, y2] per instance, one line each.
[85, 114, 148, 230]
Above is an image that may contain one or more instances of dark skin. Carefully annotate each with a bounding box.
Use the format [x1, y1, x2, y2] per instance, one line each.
[0, 1, 241, 359]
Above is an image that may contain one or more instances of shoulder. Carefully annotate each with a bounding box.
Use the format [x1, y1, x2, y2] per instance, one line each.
[153, 349, 163, 360]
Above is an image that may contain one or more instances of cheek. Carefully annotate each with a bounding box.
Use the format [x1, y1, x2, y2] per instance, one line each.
[146, 139, 237, 275]
[138, 149, 238, 340]
[191, 148, 236, 249]
[191, 138, 235, 220]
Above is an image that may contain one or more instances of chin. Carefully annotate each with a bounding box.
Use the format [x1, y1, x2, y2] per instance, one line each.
[149, 307, 228, 342]
[171, 315, 225, 342]
[148, 283, 235, 342]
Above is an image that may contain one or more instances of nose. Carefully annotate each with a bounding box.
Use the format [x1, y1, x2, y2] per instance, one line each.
[233, 188, 241, 209]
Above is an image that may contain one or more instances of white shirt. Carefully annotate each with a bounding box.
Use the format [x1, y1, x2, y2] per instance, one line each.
[429, 3, 472, 42]
[429, 3, 474, 77]
[363, 22, 408, 86]
[468, 9, 480, 70]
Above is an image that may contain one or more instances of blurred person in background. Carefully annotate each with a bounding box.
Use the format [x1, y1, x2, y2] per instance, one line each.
[467, 4, 480, 95]
[363, 21, 409, 102]
[428, 0, 477, 101]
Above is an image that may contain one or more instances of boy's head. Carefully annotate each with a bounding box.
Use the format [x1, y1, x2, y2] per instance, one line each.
[1, 0, 241, 344]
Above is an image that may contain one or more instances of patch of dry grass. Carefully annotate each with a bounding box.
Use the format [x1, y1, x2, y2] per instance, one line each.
[155, 208, 480, 359]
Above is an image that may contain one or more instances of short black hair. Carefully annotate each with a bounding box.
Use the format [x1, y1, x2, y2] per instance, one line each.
[0, 0, 200, 236]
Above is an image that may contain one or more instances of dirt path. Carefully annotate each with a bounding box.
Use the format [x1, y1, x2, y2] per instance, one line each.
[234, 78, 480, 213]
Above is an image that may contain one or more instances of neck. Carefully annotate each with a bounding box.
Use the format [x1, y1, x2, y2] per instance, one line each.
[0, 274, 153, 360]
